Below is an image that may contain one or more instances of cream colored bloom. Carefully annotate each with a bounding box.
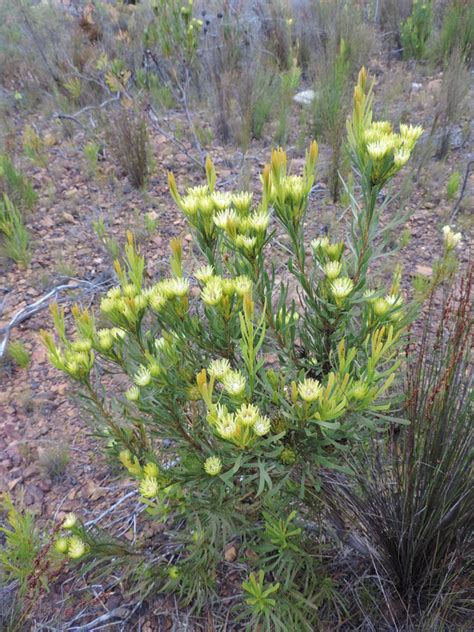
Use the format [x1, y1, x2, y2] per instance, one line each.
[222, 371, 246, 397]
[134, 366, 152, 387]
[199, 196, 214, 215]
[232, 191, 253, 213]
[63, 513, 77, 529]
[253, 415, 271, 436]
[211, 191, 233, 210]
[139, 476, 159, 498]
[236, 403, 260, 427]
[233, 275, 253, 296]
[55, 537, 69, 554]
[214, 208, 239, 230]
[331, 277, 354, 301]
[152, 290, 168, 312]
[201, 278, 223, 305]
[216, 413, 237, 439]
[311, 236, 329, 251]
[399, 124, 423, 147]
[235, 235, 257, 251]
[125, 385, 140, 401]
[393, 149, 410, 167]
[249, 211, 270, 232]
[68, 536, 86, 559]
[367, 139, 392, 161]
[324, 261, 342, 280]
[186, 185, 208, 198]
[195, 265, 215, 283]
[144, 462, 159, 478]
[442, 225, 462, 251]
[204, 456, 222, 476]
[169, 278, 189, 297]
[208, 358, 231, 379]
[350, 380, 369, 401]
[97, 329, 114, 351]
[373, 298, 389, 316]
[181, 195, 199, 216]
[298, 378, 322, 402]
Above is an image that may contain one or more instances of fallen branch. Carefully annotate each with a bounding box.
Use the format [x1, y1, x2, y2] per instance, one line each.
[84, 489, 138, 527]
[0, 278, 110, 360]
[450, 160, 473, 222]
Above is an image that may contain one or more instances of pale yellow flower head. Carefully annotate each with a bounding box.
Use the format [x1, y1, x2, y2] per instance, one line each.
[63, 513, 77, 530]
[222, 371, 246, 397]
[195, 265, 215, 283]
[442, 225, 462, 251]
[125, 385, 140, 401]
[134, 366, 152, 387]
[204, 456, 222, 476]
[236, 403, 260, 427]
[331, 277, 354, 301]
[298, 378, 322, 402]
[253, 415, 271, 436]
[201, 277, 223, 306]
[139, 476, 159, 498]
[208, 358, 231, 379]
[68, 536, 86, 559]
[324, 261, 342, 280]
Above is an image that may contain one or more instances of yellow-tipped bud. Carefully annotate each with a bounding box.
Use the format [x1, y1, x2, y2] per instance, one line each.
[205, 155, 216, 192]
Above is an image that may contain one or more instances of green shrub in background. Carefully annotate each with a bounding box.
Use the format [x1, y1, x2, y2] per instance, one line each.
[447, 170, 461, 200]
[436, 0, 474, 64]
[7, 340, 30, 369]
[324, 269, 472, 628]
[401, 0, 433, 60]
[0, 193, 31, 267]
[42, 70, 457, 629]
[313, 38, 351, 202]
[0, 155, 36, 212]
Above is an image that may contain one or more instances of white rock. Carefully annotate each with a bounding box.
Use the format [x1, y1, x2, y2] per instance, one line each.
[293, 90, 316, 106]
[411, 82, 423, 91]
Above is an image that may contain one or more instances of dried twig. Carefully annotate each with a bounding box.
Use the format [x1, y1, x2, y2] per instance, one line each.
[0, 279, 110, 359]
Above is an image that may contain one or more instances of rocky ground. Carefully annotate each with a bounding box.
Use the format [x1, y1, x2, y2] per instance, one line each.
[0, 59, 472, 628]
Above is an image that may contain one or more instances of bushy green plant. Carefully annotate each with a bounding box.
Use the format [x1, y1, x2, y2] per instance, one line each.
[275, 62, 301, 145]
[83, 141, 101, 178]
[435, 46, 470, 159]
[0, 495, 45, 630]
[0, 154, 36, 212]
[43, 70, 430, 627]
[324, 269, 472, 628]
[106, 107, 149, 189]
[312, 38, 351, 202]
[7, 340, 30, 369]
[447, 170, 461, 200]
[435, 0, 473, 64]
[38, 444, 70, 481]
[0, 193, 31, 266]
[401, 0, 433, 60]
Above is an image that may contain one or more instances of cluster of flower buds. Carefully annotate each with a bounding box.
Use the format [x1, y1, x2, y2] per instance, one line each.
[195, 268, 253, 308]
[197, 361, 271, 448]
[294, 374, 348, 422]
[54, 513, 88, 560]
[119, 452, 175, 504]
[312, 236, 355, 307]
[169, 156, 270, 257]
[266, 141, 318, 227]
[363, 121, 423, 186]
[41, 305, 95, 382]
[365, 290, 404, 325]
[442, 225, 462, 251]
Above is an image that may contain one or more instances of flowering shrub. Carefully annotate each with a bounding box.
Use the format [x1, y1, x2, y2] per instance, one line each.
[42, 69, 438, 626]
